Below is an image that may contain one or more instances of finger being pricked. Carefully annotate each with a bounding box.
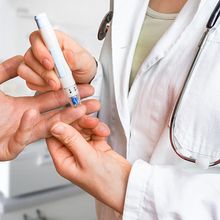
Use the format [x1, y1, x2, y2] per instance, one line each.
[32, 105, 87, 141]
[25, 84, 95, 114]
[32, 98, 101, 141]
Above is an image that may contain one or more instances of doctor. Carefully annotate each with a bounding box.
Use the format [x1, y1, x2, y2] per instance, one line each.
[19, 0, 220, 219]
[0, 56, 108, 161]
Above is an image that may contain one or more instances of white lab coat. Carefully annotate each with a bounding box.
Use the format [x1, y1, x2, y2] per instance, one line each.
[92, 0, 220, 219]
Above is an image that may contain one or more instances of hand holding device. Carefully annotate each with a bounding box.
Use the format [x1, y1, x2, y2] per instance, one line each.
[35, 13, 80, 106]
[18, 26, 97, 93]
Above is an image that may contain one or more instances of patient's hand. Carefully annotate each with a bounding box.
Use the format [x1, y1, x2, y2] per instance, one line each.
[0, 56, 102, 161]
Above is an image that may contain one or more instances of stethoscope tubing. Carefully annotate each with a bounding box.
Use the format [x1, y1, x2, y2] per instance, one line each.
[169, 0, 220, 167]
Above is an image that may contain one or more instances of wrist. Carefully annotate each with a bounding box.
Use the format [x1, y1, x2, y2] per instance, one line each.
[116, 159, 132, 213]
[95, 152, 131, 214]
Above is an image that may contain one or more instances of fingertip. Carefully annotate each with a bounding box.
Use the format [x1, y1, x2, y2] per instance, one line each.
[77, 84, 95, 98]
[48, 79, 61, 91]
[23, 109, 38, 121]
[51, 122, 66, 135]
[94, 122, 110, 136]
[79, 115, 99, 128]
[89, 85, 95, 96]
[42, 58, 54, 70]
[82, 99, 101, 114]
[20, 109, 39, 132]
[14, 55, 24, 64]
[84, 115, 99, 123]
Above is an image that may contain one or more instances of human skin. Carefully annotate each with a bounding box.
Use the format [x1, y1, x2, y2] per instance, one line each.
[18, 30, 97, 92]
[18, 0, 187, 213]
[0, 56, 109, 161]
[149, 0, 187, 13]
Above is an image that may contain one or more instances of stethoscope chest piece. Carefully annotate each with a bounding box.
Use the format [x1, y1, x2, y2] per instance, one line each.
[98, 11, 113, 40]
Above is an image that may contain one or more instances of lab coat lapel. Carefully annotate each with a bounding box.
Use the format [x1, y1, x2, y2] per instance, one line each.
[139, 0, 204, 75]
[111, 0, 149, 137]
[110, 0, 204, 139]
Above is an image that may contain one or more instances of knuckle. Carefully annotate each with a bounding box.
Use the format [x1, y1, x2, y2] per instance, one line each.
[37, 68, 49, 79]
[55, 157, 75, 179]
[63, 133, 78, 146]
[63, 135, 74, 146]
[38, 69, 46, 78]
[26, 82, 36, 90]
[24, 48, 32, 64]
[35, 66, 48, 77]
[6, 147, 16, 161]
[44, 70, 55, 79]
[54, 166, 67, 179]
[17, 63, 28, 78]
[54, 161, 64, 175]
[39, 71, 52, 82]
[17, 63, 24, 76]
[36, 68, 45, 79]
[52, 90, 65, 106]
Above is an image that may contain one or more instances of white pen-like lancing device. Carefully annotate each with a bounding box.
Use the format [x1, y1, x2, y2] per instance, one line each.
[35, 13, 80, 107]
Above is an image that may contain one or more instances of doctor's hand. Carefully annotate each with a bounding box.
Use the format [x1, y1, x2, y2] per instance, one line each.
[0, 56, 100, 161]
[47, 122, 131, 214]
[18, 30, 97, 92]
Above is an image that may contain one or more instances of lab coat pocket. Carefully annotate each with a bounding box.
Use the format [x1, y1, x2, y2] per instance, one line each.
[171, 39, 220, 166]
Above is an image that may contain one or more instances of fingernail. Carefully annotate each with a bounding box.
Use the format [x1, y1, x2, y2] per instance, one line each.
[97, 124, 107, 132]
[48, 79, 57, 90]
[51, 124, 65, 135]
[42, 58, 53, 70]
[85, 116, 98, 122]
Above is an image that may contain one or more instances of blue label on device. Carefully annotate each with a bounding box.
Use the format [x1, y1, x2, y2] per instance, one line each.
[71, 96, 79, 106]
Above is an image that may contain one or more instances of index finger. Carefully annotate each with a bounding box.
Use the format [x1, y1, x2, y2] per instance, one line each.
[0, 56, 23, 84]
[29, 31, 54, 70]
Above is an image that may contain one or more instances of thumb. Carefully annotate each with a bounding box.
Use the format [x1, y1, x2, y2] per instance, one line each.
[7, 109, 39, 160]
[63, 49, 80, 72]
[63, 49, 96, 84]
[51, 122, 93, 158]
[0, 56, 23, 84]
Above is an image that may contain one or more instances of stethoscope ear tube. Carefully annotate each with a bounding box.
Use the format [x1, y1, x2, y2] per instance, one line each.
[207, 0, 220, 29]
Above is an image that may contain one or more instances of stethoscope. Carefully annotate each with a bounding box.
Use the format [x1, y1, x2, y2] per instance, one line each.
[170, 0, 220, 168]
[98, 1, 220, 168]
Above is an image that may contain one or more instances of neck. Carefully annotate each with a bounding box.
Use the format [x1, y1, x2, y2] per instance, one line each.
[149, 0, 187, 13]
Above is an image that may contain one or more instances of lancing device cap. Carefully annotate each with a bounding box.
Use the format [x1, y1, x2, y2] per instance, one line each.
[35, 13, 50, 29]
